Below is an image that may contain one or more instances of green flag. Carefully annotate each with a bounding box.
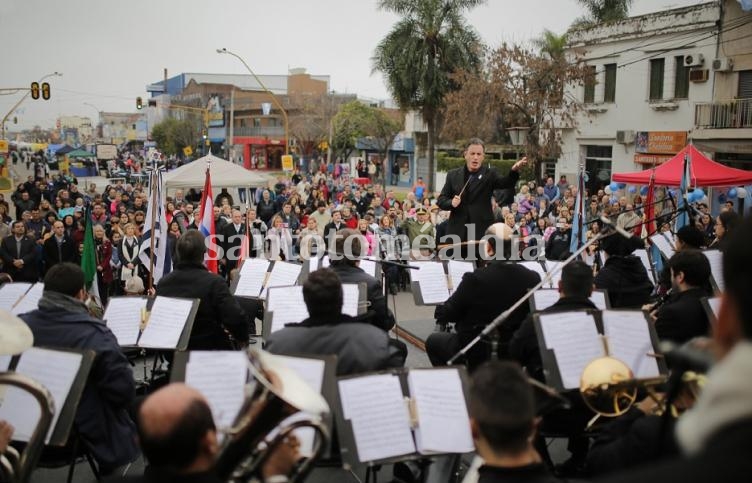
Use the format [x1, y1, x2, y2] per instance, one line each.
[81, 207, 98, 292]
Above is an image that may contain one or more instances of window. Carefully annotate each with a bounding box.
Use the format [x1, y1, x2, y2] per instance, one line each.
[584, 65, 596, 103]
[604, 64, 617, 103]
[585, 145, 613, 194]
[738, 70, 752, 99]
[650, 59, 665, 101]
[674, 56, 690, 99]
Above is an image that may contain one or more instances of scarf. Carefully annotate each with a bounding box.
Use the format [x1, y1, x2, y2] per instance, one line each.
[38, 290, 89, 315]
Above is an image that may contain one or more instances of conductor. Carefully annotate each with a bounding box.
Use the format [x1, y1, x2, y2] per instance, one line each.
[437, 138, 528, 251]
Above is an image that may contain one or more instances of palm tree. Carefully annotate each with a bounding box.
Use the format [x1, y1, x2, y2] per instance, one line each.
[533, 29, 568, 61]
[573, 0, 633, 28]
[372, 0, 485, 190]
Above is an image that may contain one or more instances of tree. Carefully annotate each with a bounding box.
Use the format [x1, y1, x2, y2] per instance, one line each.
[572, 0, 633, 28]
[288, 92, 336, 157]
[372, 0, 485, 190]
[150, 118, 197, 156]
[366, 109, 403, 185]
[331, 101, 373, 163]
[533, 29, 567, 61]
[442, 43, 591, 178]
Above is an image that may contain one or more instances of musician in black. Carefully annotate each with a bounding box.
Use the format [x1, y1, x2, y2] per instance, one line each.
[594, 234, 653, 309]
[426, 223, 540, 370]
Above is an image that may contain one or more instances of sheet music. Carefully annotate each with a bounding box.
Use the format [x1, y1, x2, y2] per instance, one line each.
[532, 289, 607, 311]
[359, 259, 377, 278]
[11, 283, 44, 316]
[235, 258, 270, 297]
[339, 374, 416, 462]
[274, 355, 326, 457]
[308, 256, 320, 273]
[261, 262, 302, 299]
[707, 297, 721, 320]
[0, 355, 11, 371]
[447, 260, 474, 292]
[703, 250, 724, 293]
[539, 312, 603, 390]
[408, 369, 473, 454]
[603, 310, 661, 379]
[267, 286, 309, 333]
[635, 249, 656, 284]
[138, 296, 193, 349]
[104, 297, 148, 346]
[342, 284, 361, 317]
[591, 291, 608, 311]
[321, 256, 330, 269]
[0, 347, 82, 443]
[544, 261, 564, 289]
[0, 283, 32, 312]
[410, 261, 449, 304]
[185, 351, 247, 442]
[650, 233, 675, 260]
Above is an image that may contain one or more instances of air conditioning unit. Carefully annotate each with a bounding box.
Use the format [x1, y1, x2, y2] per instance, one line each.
[615, 130, 635, 144]
[712, 57, 734, 72]
[689, 69, 709, 83]
[684, 54, 705, 67]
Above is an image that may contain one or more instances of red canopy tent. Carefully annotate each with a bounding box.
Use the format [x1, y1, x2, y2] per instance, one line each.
[612, 145, 752, 187]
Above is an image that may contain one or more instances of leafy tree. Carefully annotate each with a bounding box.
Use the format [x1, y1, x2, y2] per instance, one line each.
[373, 0, 485, 190]
[533, 29, 568, 60]
[331, 101, 373, 163]
[572, 0, 633, 29]
[365, 109, 403, 185]
[150, 118, 197, 156]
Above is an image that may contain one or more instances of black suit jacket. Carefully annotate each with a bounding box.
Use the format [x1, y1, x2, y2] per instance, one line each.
[221, 223, 246, 271]
[42, 235, 78, 272]
[0, 235, 38, 282]
[654, 287, 711, 344]
[437, 165, 519, 241]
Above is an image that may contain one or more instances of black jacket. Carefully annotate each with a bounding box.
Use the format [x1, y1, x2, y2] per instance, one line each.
[509, 296, 597, 383]
[436, 261, 540, 366]
[545, 229, 572, 260]
[42, 234, 78, 272]
[654, 287, 711, 345]
[594, 255, 653, 309]
[478, 463, 561, 483]
[331, 262, 394, 331]
[156, 262, 247, 349]
[0, 235, 39, 282]
[256, 199, 276, 224]
[437, 165, 519, 241]
[265, 314, 404, 376]
[221, 223, 245, 272]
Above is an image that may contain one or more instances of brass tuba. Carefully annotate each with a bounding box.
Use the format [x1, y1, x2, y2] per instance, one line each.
[0, 373, 55, 483]
[213, 349, 330, 483]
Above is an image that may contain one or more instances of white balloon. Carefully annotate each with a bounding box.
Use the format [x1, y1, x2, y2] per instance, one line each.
[604, 186, 612, 195]
[737, 187, 748, 198]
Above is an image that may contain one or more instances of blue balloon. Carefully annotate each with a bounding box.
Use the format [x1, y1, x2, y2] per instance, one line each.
[618, 183, 627, 189]
[640, 186, 649, 196]
[609, 182, 619, 192]
[728, 188, 738, 198]
[688, 191, 699, 202]
[628, 186, 637, 194]
[693, 188, 705, 200]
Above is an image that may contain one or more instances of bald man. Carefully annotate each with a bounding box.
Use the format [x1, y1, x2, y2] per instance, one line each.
[427, 223, 541, 370]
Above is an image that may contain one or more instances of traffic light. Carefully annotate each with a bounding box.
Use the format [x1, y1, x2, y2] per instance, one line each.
[136, 97, 143, 110]
[41, 82, 50, 100]
[30, 82, 40, 100]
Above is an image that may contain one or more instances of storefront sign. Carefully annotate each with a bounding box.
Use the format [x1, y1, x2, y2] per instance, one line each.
[634, 153, 673, 165]
[635, 131, 687, 154]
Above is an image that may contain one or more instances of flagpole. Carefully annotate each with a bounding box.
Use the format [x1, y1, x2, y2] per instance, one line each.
[240, 184, 251, 269]
[147, 163, 159, 290]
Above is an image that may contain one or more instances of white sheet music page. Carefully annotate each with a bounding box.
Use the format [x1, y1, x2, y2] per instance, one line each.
[603, 310, 660, 379]
[342, 284, 360, 317]
[408, 369, 473, 454]
[703, 250, 724, 293]
[0, 347, 82, 443]
[0, 283, 32, 312]
[235, 258, 270, 297]
[138, 296, 193, 349]
[708, 297, 721, 319]
[447, 260, 474, 293]
[104, 297, 148, 346]
[0, 355, 11, 371]
[545, 261, 564, 289]
[308, 256, 320, 273]
[533, 289, 561, 311]
[338, 374, 416, 462]
[591, 291, 608, 311]
[409, 261, 449, 304]
[650, 234, 675, 260]
[185, 351, 247, 442]
[11, 283, 44, 316]
[539, 312, 602, 390]
[520, 261, 547, 285]
[359, 259, 377, 278]
[635, 249, 655, 284]
[261, 262, 302, 299]
[267, 286, 309, 333]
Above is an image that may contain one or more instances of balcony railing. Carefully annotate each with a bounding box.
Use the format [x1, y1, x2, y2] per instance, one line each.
[231, 126, 285, 137]
[695, 98, 752, 129]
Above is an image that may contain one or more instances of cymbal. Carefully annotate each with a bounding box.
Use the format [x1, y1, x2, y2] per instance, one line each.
[0, 309, 33, 356]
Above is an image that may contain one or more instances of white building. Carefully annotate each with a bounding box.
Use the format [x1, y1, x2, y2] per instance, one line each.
[558, 2, 720, 192]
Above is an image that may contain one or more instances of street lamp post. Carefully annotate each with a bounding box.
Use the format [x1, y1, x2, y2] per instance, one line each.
[216, 48, 289, 156]
[1, 72, 62, 138]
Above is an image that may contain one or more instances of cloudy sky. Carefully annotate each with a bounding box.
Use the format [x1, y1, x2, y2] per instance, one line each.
[2, 0, 701, 131]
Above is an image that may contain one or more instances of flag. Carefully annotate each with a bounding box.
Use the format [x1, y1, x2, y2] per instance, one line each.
[197, 167, 218, 273]
[570, 168, 587, 253]
[643, 172, 663, 273]
[81, 206, 100, 301]
[237, 194, 251, 270]
[139, 169, 172, 285]
[676, 152, 692, 231]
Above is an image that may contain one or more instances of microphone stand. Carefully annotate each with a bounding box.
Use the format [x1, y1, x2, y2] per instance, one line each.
[447, 217, 631, 365]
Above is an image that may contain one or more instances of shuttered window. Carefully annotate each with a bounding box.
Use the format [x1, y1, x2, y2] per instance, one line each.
[604, 64, 617, 103]
[584, 66, 596, 103]
[738, 70, 752, 99]
[674, 56, 690, 99]
[650, 59, 665, 101]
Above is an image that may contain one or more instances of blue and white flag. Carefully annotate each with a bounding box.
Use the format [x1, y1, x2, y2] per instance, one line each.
[676, 153, 692, 231]
[139, 169, 172, 284]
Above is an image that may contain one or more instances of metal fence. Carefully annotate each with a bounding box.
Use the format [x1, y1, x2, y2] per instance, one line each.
[695, 98, 752, 129]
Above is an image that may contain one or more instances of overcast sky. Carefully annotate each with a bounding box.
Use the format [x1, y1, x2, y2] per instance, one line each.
[2, 0, 702, 131]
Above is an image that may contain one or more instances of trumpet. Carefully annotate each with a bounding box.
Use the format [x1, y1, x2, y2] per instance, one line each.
[213, 349, 330, 483]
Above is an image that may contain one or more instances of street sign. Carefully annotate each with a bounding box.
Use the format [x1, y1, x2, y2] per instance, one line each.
[183, 146, 193, 156]
[281, 154, 293, 171]
[0, 140, 8, 154]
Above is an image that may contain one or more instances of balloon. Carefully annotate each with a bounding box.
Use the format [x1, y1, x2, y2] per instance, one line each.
[618, 183, 627, 189]
[628, 186, 637, 194]
[737, 187, 748, 198]
[692, 188, 705, 201]
[640, 186, 649, 196]
[609, 182, 619, 192]
[583, 173, 590, 183]
[604, 186, 612, 195]
[728, 188, 738, 199]
[719, 193, 727, 203]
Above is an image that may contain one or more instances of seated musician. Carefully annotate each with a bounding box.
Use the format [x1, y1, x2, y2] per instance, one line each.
[594, 234, 653, 309]
[156, 230, 247, 350]
[20, 263, 138, 474]
[427, 223, 540, 370]
[265, 268, 405, 376]
[114, 383, 299, 483]
[468, 361, 562, 483]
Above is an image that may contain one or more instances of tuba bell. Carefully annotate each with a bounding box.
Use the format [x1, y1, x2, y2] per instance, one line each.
[213, 349, 330, 483]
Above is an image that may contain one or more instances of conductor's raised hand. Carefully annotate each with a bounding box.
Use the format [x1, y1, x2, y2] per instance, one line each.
[512, 156, 529, 172]
[451, 195, 461, 208]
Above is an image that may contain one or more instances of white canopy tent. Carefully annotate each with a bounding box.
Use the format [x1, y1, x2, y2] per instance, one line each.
[163, 153, 268, 189]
